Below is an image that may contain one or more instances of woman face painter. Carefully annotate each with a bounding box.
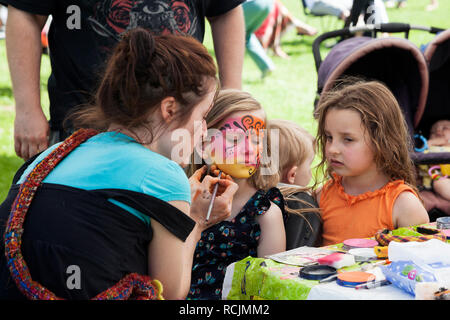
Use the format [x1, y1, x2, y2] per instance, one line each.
[0, 28, 238, 300]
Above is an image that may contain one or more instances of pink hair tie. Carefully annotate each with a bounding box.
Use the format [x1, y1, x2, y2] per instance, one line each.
[428, 165, 448, 180]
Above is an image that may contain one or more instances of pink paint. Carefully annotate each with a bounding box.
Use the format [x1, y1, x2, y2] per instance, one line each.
[442, 229, 450, 238]
[211, 115, 265, 166]
[408, 270, 417, 280]
[318, 253, 344, 264]
[343, 238, 378, 248]
[317, 252, 356, 269]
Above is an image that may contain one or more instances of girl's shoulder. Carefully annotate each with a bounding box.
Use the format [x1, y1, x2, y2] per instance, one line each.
[319, 175, 415, 206]
[392, 189, 429, 228]
[265, 187, 285, 209]
[245, 187, 286, 220]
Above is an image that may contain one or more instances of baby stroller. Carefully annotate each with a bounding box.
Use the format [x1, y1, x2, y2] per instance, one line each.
[415, 28, 450, 219]
[312, 23, 450, 220]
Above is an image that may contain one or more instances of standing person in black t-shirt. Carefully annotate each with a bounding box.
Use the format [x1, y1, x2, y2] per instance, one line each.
[2, 0, 245, 160]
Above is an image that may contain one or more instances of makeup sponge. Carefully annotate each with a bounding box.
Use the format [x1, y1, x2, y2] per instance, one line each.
[317, 252, 356, 269]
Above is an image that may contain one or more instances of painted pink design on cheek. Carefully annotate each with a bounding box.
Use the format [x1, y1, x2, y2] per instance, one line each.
[217, 116, 265, 165]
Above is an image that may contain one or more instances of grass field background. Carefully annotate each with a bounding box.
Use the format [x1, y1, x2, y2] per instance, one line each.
[0, 0, 449, 201]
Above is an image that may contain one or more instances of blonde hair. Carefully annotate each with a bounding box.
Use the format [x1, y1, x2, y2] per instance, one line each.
[188, 88, 279, 190]
[268, 119, 315, 181]
[314, 79, 418, 194]
[268, 119, 321, 220]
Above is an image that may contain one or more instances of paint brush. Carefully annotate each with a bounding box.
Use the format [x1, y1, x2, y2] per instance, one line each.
[318, 274, 338, 283]
[205, 170, 222, 222]
[354, 279, 391, 290]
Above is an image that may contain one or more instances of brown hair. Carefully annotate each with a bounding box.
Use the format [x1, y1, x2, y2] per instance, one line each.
[188, 89, 279, 190]
[68, 27, 218, 142]
[314, 79, 418, 193]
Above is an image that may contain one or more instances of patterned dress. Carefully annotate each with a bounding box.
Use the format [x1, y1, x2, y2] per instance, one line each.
[188, 187, 285, 300]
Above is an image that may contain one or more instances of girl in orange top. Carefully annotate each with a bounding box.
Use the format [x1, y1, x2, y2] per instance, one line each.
[314, 80, 429, 246]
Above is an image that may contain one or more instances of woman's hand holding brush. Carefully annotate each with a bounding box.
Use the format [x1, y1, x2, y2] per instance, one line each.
[189, 165, 238, 231]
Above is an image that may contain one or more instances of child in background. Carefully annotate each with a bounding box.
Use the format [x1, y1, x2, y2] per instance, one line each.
[269, 119, 315, 187]
[187, 89, 286, 300]
[426, 0, 439, 11]
[268, 119, 322, 248]
[255, 0, 317, 59]
[242, 0, 276, 79]
[426, 119, 450, 201]
[314, 80, 429, 246]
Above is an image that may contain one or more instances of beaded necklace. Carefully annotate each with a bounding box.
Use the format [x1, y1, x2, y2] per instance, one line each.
[4, 129, 163, 300]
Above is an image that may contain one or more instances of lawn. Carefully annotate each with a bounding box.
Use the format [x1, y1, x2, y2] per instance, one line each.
[0, 0, 449, 201]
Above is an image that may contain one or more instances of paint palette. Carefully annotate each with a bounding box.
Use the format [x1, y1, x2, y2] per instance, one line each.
[348, 248, 378, 262]
[436, 217, 450, 230]
[336, 271, 376, 288]
[299, 265, 337, 281]
[343, 238, 378, 250]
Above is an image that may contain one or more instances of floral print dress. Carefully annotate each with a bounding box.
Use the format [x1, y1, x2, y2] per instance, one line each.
[188, 187, 285, 300]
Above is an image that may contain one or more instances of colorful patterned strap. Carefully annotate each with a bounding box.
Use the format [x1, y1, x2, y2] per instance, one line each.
[375, 228, 447, 246]
[4, 129, 163, 300]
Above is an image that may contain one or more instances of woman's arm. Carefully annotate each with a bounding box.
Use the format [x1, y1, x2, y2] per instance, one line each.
[6, 6, 50, 160]
[256, 202, 286, 257]
[147, 169, 238, 299]
[208, 5, 244, 89]
[147, 201, 201, 300]
[392, 191, 430, 229]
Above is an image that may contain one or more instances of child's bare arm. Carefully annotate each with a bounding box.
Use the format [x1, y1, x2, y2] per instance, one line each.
[433, 178, 450, 201]
[428, 136, 449, 147]
[313, 186, 323, 205]
[392, 191, 429, 228]
[256, 202, 286, 257]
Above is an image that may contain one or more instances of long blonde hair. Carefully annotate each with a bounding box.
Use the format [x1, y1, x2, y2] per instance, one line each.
[314, 79, 418, 194]
[188, 89, 279, 190]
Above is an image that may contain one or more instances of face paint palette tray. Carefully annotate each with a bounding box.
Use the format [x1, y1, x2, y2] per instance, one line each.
[348, 248, 378, 262]
[436, 217, 450, 230]
[342, 238, 378, 251]
[299, 265, 337, 281]
[336, 271, 376, 288]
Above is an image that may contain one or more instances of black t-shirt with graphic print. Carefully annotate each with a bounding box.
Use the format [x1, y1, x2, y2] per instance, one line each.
[2, 0, 244, 133]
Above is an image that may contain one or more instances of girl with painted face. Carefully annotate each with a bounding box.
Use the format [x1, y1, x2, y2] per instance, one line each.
[314, 79, 429, 246]
[187, 89, 286, 300]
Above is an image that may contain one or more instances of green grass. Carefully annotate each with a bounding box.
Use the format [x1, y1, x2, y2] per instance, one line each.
[0, 0, 449, 201]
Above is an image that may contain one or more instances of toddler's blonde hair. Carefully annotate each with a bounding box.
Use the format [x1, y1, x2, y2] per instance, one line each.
[268, 119, 315, 182]
[267, 119, 321, 221]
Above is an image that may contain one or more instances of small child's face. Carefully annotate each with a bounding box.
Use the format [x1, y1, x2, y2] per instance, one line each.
[430, 120, 450, 141]
[324, 108, 376, 177]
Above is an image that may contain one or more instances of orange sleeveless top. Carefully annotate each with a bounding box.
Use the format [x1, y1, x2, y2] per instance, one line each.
[320, 174, 417, 246]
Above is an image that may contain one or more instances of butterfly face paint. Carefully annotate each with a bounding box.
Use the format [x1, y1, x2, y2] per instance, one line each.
[209, 115, 265, 178]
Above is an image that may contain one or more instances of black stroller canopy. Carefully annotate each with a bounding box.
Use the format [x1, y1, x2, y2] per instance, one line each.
[317, 36, 429, 133]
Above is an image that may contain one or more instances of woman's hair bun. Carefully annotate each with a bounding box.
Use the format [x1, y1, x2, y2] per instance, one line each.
[121, 27, 156, 69]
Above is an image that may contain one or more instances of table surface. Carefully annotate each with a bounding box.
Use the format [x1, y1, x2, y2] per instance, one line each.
[222, 223, 449, 300]
[222, 257, 413, 300]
